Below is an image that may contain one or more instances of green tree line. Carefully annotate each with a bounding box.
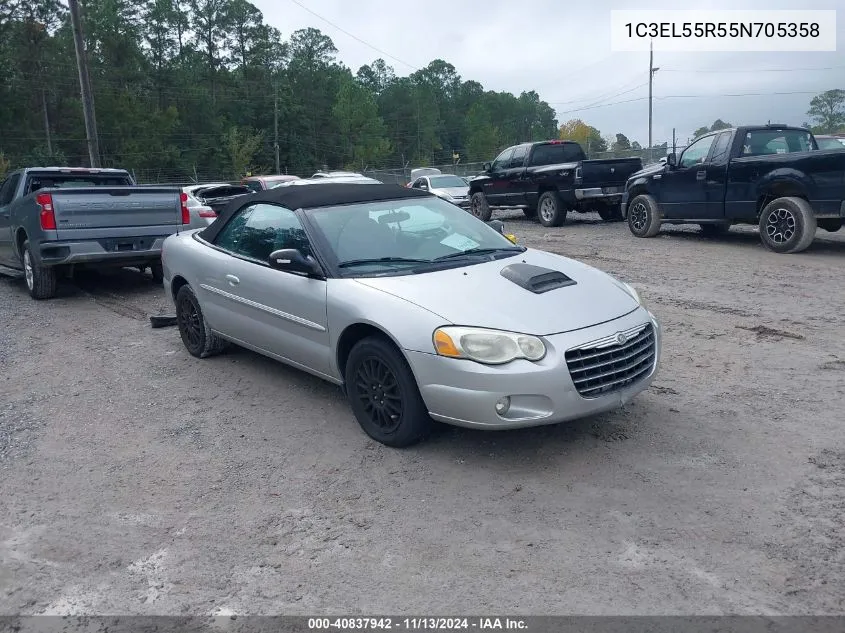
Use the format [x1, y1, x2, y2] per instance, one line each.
[0, 0, 559, 180]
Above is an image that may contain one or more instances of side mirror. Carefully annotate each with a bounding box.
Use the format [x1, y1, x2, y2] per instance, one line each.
[666, 152, 677, 167]
[483, 162, 492, 172]
[268, 248, 322, 276]
[487, 219, 506, 234]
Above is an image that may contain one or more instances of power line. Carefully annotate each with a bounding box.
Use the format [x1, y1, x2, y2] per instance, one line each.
[287, 0, 419, 72]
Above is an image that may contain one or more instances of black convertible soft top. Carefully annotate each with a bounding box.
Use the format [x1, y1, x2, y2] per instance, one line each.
[200, 182, 433, 243]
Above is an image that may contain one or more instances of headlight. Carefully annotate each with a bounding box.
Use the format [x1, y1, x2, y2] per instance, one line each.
[433, 326, 546, 365]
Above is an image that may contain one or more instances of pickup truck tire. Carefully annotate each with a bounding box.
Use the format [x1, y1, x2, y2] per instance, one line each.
[175, 284, 228, 358]
[22, 241, 58, 300]
[150, 262, 164, 284]
[759, 197, 817, 254]
[470, 192, 492, 222]
[537, 191, 567, 227]
[597, 206, 624, 222]
[627, 194, 662, 238]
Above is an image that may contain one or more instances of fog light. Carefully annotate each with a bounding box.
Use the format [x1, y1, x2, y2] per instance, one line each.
[495, 396, 511, 415]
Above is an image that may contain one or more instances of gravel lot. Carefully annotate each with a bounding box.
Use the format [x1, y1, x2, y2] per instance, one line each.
[1, 213, 844, 616]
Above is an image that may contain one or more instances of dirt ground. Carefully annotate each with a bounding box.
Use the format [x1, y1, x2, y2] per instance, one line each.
[1, 213, 844, 616]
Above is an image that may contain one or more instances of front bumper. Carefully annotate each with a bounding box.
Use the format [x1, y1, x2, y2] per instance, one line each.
[406, 307, 660, 429]
[38, 237, 167, 267]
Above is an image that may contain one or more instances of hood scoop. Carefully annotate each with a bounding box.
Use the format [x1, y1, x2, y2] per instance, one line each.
[499, 263, 577, 294]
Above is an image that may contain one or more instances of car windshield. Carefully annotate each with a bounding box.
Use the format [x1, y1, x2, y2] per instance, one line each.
[429, 175, 467, 188]
[306, 196, 523, 277]
[816, 137, 845, 150]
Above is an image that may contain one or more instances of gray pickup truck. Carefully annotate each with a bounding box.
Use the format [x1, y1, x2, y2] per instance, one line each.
[0, 167, 185, 299]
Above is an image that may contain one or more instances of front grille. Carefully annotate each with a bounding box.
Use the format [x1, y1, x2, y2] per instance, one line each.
[565, 323, 655, 398]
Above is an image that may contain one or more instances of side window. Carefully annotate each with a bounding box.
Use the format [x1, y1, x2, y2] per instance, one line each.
[412, 178, 426, 189]
[214, 203, 311, 262]
[491, 148, 514, 171]
[709, 132, 732, 163]
[679, 135, 716, 168]
[507, 145, 528, 169]
[0, 174, 21, 205]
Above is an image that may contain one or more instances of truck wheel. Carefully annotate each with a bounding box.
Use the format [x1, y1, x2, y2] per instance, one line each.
[699, 222, 730, 237]
[175, 284, 228, 358]
[470, 192, 492, 222]
[627, 194, 662, 238]
[537, 191, 567, 227]
[150, 261, 164, 284]
[597, 206, 624, 222]
[759, 197, 817, 254]
[22, 241, 58, 300]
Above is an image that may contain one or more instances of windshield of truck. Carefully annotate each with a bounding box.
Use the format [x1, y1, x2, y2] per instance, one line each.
[429, 175, 467, 188]
[528, 142, 584, 166]
[740, 130, 814, 156]
[25, 174, 132, 194]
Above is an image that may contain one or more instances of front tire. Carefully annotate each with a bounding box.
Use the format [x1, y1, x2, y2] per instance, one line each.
[175, 284, 228, 358]
[537, 191, 567, 227]
[627, 194, 662, 238]
[759, 196, 817, 254]
[344, 336, 432, 448]
[470, 192, 492, 222]
[22, 240, 57, 300]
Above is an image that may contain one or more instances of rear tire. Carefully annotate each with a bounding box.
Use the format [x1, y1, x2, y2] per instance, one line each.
[758, 196, 817, 254]
[175, 284, 228, 358]
[699, 222, 730, 237]
[22, 240, 57, 300]
[470, 192, 492, 222]
[597, 205, 624, 222]
[537, 191, 567, 227]
[150, 261, 164, 284]
[627, 194, 662, 238]
[344, 336, 432, 448]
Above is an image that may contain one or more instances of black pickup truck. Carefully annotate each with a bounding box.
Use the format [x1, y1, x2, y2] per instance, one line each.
[467, 140, 643, 227]
[621, 124, 845, 254]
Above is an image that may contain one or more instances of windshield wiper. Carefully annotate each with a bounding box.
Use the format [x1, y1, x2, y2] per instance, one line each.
[434, 246, 525, 261]
[338, 256, 433, 268]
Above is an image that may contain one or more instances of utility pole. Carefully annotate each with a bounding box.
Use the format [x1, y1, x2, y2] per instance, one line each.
[672, 127, 676, 156]
[273, 82, 280, 174]
[69, 0, 100, 167]
[648, 40, 660, 155]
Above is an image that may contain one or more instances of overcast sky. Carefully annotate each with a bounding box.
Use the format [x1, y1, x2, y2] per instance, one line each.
[251, 0, 844, 146]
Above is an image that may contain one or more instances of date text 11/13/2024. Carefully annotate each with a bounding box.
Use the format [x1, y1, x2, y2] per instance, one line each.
[308, 617, 528, 630]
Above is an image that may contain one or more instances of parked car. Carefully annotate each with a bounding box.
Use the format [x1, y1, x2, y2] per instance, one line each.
[408, 173, 471, 208]
[241, 175, 300, 191]
[180, 191, 218, 228]
[188, 183, 252, 215]
[0, 167, 185, 299]
[815, 135, 845, 150]
[409, 167, 442, 182]
[468, 140, 643, 226]
[621, 124, 845, 253]
[161, 183, 660, 447]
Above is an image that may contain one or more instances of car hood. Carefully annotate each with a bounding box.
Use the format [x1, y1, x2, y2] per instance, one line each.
[353, 248, 639, 336]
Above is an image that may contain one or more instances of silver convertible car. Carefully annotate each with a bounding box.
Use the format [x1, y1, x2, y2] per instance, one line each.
[161, 183, 661, 447]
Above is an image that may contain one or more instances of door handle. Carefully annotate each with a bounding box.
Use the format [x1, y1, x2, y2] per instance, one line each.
[225, 274, 240, 286]
[696, 171, 706, 181]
